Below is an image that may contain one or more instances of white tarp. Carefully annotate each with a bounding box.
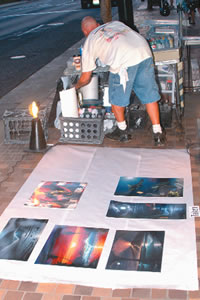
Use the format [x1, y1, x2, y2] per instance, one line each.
[0, 146, 198, 290]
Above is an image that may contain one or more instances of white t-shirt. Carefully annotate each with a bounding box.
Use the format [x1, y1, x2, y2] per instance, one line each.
[81, 21, 152, 74]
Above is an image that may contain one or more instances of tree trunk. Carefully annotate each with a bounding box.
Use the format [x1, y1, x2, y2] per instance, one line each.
[100, 0, 112, 23]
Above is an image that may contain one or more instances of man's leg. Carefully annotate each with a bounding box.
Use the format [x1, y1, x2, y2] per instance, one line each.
[111, 104, 125, 122]
[105, 70, 131, 142]
[132, 57, 166, 146]
[112, 104, 127, 130]
[106, 104, 130, 142]
[145, 102, 160, 125]
[146, 101, 166, 145]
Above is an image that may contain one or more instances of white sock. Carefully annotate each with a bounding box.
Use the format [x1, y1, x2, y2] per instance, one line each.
[152, 124, 162, 134]
[117, 121, 127, 130]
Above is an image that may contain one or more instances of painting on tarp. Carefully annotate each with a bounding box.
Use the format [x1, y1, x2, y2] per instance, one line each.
[106, 230, 165, 272]
[0, 218, 48, 261]
[106, 200, 186, 219]
[35, 225, 108, 268]
[25, 181, 87, 209]
[114, 177, 183, 197]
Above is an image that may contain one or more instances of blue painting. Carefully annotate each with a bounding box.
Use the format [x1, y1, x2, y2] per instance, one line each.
[106, 230, 165, 272]
[114, 177, 183, 197]
[107, 200, 186, 219]
[0, 218, 48, 261]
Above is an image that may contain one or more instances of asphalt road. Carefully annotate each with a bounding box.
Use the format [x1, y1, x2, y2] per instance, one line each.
[0, 0, 118, 99]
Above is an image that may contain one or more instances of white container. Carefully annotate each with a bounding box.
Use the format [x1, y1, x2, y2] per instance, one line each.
[59, 87, 79, 118]
[80, 75, 98, 100]
[103, 86, 111, 107]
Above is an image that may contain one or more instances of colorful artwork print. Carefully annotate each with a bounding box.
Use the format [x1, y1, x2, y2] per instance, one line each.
[35, 225, 108, 268]
[107, 201, 186, 219]
[106, 230, 165, 272]
[0, 218, 47, 261]
[114, 177, 183, 197]
[25, 181, 87, 209]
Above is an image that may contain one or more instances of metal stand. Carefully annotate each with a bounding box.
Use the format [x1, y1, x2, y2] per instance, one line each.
[182, 37, 200, 91]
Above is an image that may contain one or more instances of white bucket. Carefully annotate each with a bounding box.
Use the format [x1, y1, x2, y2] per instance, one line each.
[80, 75, 98, 100]
[59, 87, 79, 118]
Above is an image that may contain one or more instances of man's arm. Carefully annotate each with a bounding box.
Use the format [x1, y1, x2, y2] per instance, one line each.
[75, 71, 93, 90]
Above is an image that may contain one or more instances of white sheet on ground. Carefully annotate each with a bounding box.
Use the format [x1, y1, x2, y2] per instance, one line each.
[0, 146, 198, 290]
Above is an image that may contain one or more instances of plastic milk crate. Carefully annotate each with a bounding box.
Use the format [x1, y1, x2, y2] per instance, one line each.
[3, 107, 48, 144]
[59, 108, 105, 144]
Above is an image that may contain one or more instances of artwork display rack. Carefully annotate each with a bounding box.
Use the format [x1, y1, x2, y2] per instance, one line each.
[142, 18, 184, 117]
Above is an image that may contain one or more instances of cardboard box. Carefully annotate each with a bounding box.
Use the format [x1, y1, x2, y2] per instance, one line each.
[153, 48, 180, 62]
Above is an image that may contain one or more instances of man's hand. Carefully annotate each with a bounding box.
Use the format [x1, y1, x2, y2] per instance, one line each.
[75, 71, 93, 90]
